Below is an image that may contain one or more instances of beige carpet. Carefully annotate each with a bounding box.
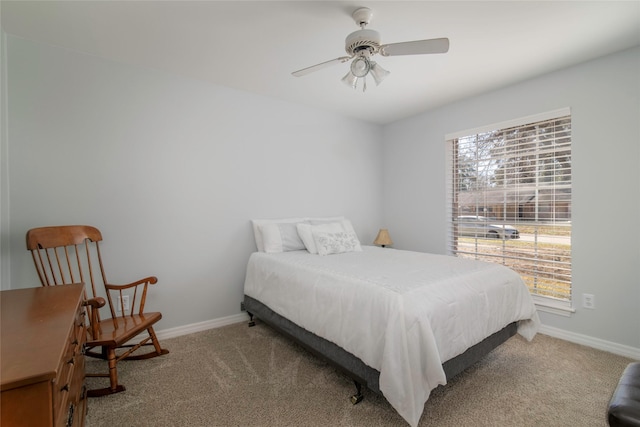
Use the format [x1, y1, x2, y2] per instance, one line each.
[85, 321, 633, 426]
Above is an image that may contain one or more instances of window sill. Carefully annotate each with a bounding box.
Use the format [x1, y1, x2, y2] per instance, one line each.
[533, 296, 575, 317]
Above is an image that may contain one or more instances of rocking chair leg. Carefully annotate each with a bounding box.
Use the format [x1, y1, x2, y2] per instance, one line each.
[120, 334, 170, 361]
[147, 326, 166, 355]
[350, 381, 364, 405]
[87, 347, 126, 397]
[107, 348, 119, 392]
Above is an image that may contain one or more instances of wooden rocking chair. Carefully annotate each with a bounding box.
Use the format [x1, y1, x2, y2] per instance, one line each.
[26, 225, 169, 397]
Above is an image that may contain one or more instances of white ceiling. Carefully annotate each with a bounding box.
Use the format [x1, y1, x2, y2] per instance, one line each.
[2, 1, 639, 124]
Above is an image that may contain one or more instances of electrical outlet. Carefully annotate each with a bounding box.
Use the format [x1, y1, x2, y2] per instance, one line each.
[117, 295, 130, 312]
[582, 293, 595, 309]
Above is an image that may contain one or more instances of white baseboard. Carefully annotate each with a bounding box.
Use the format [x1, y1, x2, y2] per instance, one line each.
[151, 313, 639, 361]
[155, 312, 250, 341]
[539, 324, 640, 360]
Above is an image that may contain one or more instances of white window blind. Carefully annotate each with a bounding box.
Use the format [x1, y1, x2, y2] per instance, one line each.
[446, 111, 572, 305]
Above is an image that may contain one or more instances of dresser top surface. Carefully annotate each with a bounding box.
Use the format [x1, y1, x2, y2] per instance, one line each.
[1, 284, 84, 391]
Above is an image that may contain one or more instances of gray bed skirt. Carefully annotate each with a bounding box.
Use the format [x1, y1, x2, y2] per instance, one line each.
[243, 295, 518, 396]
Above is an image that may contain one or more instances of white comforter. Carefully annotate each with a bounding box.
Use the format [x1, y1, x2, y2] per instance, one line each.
[243, 246, 539, 427]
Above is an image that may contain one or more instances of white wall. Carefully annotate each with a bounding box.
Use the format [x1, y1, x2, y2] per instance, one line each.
[3, 34, 638, 356]
[1, 35, 383, 330]
[1, 30, 9, 289]
[382, 46, 640, 352]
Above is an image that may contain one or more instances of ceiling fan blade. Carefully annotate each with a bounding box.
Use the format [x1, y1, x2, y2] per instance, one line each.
[292, 56, 352, 77]
[379, 38, 449, 57]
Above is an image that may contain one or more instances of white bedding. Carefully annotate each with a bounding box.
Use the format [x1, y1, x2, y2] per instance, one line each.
[243, 246, 540, 427]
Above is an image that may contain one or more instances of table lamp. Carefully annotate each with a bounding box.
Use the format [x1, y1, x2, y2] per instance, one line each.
[373, 228, 393, 248]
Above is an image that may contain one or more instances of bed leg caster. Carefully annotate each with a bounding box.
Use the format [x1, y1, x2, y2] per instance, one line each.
[350, 381, 364, 405]
[247, 312, 256, 327]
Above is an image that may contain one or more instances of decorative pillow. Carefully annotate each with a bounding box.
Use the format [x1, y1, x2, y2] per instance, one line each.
[335, 219, 362, 251]
[296, 222, 344, 254]
[338, 219, 358, 237]
[313, 231, 363, 256]
[259, 222, 306, 253]
[251, 218, 306, 252]
[297, 219, 362, 254]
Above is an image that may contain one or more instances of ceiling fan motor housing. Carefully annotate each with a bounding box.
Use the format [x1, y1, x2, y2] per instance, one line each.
[345, 29, 381, 56]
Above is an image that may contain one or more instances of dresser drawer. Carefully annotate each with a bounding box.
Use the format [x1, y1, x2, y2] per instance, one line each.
[68, 307, 87, 427]
[68, 355, 86, 427]
[54, 356, 86, 427]
[54, 297, 88, 426]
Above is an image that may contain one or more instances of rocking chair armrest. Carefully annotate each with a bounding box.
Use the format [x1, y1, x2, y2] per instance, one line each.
[104, 277, 158, 314]
[83, 297, 105, 340]
[104, 276, 158, 291]
[84, 296, 106, 309]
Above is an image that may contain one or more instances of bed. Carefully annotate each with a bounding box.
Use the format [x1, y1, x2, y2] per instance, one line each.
[243, 218, 540, 427]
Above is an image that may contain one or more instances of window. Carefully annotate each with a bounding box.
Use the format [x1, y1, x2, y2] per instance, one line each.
[446, 109, 572, 312]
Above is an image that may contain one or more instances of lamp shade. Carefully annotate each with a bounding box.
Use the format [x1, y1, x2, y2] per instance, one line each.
[373, 228, 393, 247]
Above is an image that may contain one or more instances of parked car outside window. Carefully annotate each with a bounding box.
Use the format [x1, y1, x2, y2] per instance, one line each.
[456, 215, 520, 239]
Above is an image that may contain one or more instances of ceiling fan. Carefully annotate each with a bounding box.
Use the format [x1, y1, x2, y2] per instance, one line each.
[291, 7, 449, 92]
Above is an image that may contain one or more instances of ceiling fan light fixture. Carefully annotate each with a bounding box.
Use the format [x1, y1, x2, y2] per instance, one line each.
[341, 71, 358, 89]
[350, 56, 371, 77]
[370, 61, 390, 86]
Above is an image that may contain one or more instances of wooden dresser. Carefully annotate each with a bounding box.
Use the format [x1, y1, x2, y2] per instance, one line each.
[1, 284, 87, 427]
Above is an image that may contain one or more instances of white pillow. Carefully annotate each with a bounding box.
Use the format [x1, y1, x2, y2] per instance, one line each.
[307, 216, 345, 225]
[259, 222, 306, 253]
[313, 231, 363, 256]
[251, 218, 306, 252]
[339, 219, 358, 237]
[296, 222, 344, 254]
[297, 219, 361, 254]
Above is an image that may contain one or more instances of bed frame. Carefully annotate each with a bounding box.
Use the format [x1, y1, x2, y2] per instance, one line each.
[244, 295, 517, 404]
